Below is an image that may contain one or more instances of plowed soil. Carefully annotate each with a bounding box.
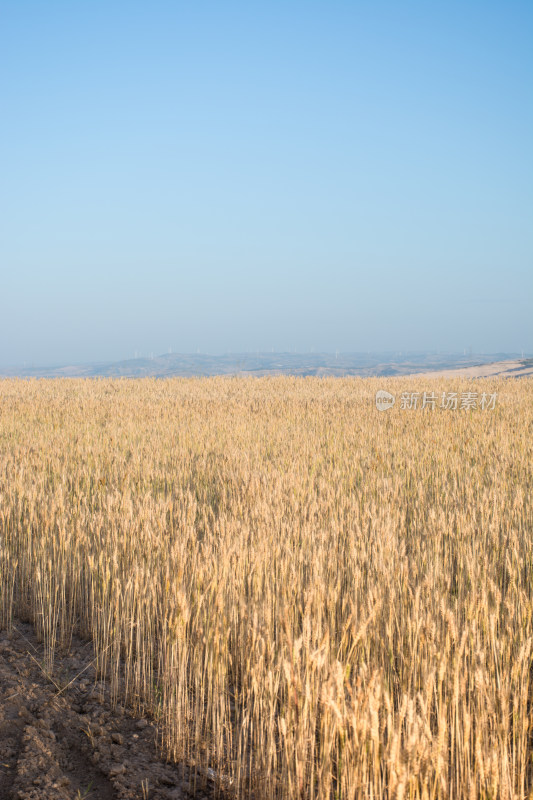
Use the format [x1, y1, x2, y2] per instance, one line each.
[0, 623, 218, 800]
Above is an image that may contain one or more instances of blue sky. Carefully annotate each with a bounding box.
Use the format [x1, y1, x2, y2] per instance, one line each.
[1, 1, 532, 364]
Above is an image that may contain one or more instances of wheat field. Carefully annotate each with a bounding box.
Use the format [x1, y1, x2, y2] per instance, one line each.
[0, 377, 532, 799]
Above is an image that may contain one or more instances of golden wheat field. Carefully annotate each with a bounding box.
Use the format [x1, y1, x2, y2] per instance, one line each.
[0, 377, 532, 799]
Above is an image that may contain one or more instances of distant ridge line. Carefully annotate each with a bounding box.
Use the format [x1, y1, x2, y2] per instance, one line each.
[1, 353, 530, 379]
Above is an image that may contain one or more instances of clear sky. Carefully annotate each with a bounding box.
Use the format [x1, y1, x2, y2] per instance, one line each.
[1, 1, 532, 364]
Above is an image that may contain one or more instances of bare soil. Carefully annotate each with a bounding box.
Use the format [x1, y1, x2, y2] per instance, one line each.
[0, 622, 220, 800]
[407, 358, 533, 379]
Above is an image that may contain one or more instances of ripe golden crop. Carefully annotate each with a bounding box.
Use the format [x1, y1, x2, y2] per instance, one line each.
[1, 377, 532, 798]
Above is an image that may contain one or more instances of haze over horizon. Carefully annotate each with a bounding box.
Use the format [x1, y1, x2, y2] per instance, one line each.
[1, 1, 532, 366]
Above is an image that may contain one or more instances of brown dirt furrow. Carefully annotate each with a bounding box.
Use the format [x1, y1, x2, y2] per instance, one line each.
[0, 623, 214, 800]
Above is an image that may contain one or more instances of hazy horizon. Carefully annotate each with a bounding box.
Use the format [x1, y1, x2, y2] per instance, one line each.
[2, 348, 531, 372]
[1, 1, 532, 364]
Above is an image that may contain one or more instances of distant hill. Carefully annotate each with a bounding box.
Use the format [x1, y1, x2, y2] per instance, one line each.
[1, 352, 530, 378]
[408, 358, 533, 379]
